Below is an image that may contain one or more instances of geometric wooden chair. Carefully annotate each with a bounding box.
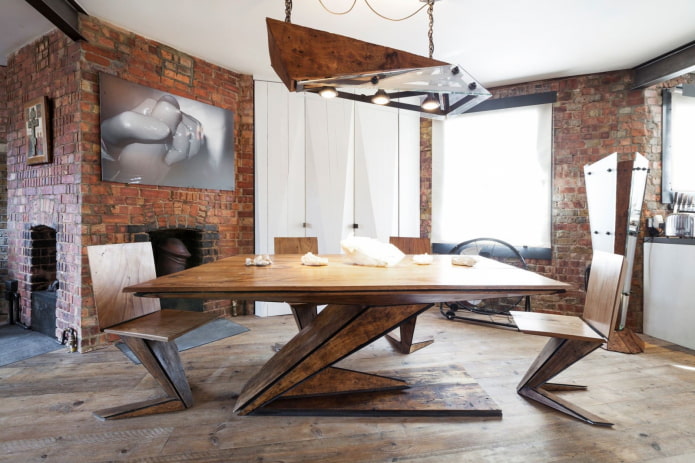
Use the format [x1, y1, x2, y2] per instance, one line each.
[510, 250, 627, 426]
[273, 237, 320, 329]
[388, 236, 431, 255]
[273, 236, 318, 256]
[386, 236, 434, 354]
[87, 242, 216, 420]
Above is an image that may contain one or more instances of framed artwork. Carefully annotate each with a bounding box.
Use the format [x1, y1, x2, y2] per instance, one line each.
[99, 73, 235, 190]
[25, 96, 51, 165]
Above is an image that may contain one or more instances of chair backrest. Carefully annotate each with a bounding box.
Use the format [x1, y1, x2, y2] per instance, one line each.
[274, 237, 318, 254]
[87, 242, 161, 331]
[389, 236, 431, 255]
[582, 250, 627, 338]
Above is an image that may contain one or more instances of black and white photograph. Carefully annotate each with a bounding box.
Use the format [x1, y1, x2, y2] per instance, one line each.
[99, 73, 235, 190]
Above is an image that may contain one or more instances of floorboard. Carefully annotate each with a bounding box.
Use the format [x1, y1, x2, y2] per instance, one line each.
[0, 308, 694, 462]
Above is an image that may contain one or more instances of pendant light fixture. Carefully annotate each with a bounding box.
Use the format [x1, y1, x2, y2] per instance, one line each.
[267, 0, 491, 119]
[371, 89, 391, 105]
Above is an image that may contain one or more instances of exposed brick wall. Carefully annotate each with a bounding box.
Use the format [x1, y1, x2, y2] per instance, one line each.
[419, 119, 432, 237]
[0, 65, 7, 319]
[0, 65, 7, 139]
[3, 17, 254, 351]
[4, 28, 81, 338]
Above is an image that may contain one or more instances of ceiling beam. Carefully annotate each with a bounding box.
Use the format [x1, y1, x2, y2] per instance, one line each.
[24, 0, 87, 42]
[632, 40, 695, 89]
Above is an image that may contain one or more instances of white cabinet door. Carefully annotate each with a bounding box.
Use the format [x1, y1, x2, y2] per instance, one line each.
[254, 81, 421, 316]
[305, 94, 355, 254]
[255, 81, 306, 254]
[308, 100, 421, 248]
[354, 103, 399, 241]
[254, 81, 270, 254]
[254, 81, 306, 316]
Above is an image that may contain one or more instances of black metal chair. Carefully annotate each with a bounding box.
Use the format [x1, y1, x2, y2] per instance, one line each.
[440, 237, 531, 327]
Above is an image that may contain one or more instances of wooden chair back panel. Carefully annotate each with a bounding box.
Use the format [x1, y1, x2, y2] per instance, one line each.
[389, 237, 431, 255]
[582, 250, 627, 338]
[88, 242, 161, 330]
[274, 237, 318, 254]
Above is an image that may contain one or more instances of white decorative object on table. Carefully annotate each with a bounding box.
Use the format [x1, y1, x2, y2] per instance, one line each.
[301, 252, 329, 266]
[451, 255, 477, 267]
[340, 236, 405, 267]
[412, 253, 433, 265]
[245, 255, 273, 266]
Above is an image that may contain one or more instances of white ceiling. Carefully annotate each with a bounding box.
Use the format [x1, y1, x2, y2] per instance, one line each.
[3, 0, 695, 88]
[0, 0, 56, 66]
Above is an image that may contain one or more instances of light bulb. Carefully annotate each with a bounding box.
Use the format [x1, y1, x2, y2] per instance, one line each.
[421, 93, 440, 111]
[318, 86, 338, 98]
[371, 89, 390, 105]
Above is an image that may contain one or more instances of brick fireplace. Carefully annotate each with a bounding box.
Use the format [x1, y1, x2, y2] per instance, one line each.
[2, 18, 254, 351]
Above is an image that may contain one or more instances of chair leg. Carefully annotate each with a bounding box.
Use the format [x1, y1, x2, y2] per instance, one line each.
[93, 337, 193, 420]
[517, 337, 613, 426]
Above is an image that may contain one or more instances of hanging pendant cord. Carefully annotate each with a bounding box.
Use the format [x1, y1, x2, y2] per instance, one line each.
[285, 0, 292, 22]
[319, 0, 357, 15]
[309, 0, 437, 57]
[318, 0, 427, 21]
[427, 0, 434, 58]
[363, 0, 427, 21]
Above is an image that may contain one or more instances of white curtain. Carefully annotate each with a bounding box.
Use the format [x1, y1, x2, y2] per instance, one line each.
[671, 91, 695, 192]
[432, 103, 552, 248]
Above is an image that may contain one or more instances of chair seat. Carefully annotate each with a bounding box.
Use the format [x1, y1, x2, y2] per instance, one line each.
[510, 311, 604, 342]
[104, 309, 217, 342]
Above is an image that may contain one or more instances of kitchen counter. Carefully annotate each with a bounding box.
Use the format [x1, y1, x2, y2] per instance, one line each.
[645, 237, 695, 245]
[643, 239, 695, 350]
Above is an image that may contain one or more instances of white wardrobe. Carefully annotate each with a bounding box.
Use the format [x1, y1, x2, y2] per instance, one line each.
[254, 80, 421, 316]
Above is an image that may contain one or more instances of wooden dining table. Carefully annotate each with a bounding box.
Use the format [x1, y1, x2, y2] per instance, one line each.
[125, 253, 571, 417]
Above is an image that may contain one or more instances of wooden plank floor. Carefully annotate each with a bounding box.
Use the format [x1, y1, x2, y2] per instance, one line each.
[1, 307, 694, 462]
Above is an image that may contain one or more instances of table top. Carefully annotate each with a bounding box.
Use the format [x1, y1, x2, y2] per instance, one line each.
[125, 254, 571, 305]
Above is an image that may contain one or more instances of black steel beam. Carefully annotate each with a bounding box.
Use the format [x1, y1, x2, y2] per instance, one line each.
[632, 40, 695, 89]
[466, 91, 558, 113]
[24, 0, 87, 42]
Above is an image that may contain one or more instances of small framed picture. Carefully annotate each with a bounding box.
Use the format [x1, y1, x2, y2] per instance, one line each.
[25, 96, 51, 165]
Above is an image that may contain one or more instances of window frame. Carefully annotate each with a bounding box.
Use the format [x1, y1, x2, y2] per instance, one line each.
[661, 85, 695, 204]
[432, 91, 557, 260]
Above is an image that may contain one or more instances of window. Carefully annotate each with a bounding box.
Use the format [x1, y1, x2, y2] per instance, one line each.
[432, 93, 555, 254]
[662, 86, 695, 202]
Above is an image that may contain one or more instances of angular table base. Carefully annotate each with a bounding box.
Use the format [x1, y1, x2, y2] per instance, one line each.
[234, 304, 499, 417]
[255, 368, 501, 417]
